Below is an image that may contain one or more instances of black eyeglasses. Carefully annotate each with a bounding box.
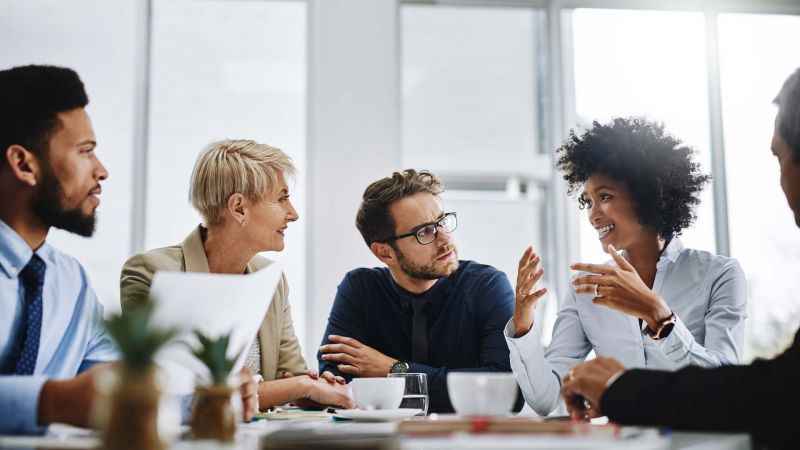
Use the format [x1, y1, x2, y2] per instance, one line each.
[381, 212, 457, 246]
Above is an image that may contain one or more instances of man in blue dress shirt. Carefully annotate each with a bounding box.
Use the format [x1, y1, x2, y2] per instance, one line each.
[0, 65, 260, 434]
[318, 169, 521, 413]
[0, 65, 117, 433]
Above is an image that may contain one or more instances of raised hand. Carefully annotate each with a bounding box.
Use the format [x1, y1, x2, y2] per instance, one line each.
[571, 244, 671, 330]
[319, 335, 396, 377]
[512, 246, 548, 337]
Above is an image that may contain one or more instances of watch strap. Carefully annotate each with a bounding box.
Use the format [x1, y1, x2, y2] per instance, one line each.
[643, 312, 677, 340]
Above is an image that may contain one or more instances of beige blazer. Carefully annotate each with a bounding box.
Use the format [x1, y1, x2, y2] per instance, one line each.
[119, 225, 307, 381]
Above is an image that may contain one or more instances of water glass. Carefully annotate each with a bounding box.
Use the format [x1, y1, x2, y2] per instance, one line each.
[388, 372, 428, 416]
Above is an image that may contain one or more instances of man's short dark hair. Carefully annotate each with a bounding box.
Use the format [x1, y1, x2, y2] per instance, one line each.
[0, 65, 89, 170]
[356, 169, 444, 246]
[774, 68, 800, 162]
[555, 117, 710, 238]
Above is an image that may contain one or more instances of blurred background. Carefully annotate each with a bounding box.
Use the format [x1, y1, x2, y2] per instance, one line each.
[2, 0, 800, 368]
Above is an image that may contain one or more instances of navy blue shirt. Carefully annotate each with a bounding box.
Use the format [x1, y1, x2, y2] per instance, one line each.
[318, 260, 520, 413]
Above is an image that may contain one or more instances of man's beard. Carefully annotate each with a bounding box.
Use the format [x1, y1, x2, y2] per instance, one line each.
[395, 245, 458, 280]
[31, 167, 97, 237]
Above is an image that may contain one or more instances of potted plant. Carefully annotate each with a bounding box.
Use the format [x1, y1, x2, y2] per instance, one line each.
[189, 330, 243, 441]
[103, 298, 177, 450]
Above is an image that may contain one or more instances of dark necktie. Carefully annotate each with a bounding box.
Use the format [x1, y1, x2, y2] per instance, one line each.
[3, 255, 46, 375]
[411, 297, 429, 364]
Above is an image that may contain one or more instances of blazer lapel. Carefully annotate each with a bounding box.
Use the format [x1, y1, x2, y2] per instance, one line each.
[181, 225, 211, 273]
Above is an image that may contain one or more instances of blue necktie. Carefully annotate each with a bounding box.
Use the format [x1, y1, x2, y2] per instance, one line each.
[6, 254, 46, 375]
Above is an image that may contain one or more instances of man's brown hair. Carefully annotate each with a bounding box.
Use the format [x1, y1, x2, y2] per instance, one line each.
[356, 169, 444, 246]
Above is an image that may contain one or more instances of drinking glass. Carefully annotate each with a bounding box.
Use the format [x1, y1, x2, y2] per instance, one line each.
[388, 372, 428, 416]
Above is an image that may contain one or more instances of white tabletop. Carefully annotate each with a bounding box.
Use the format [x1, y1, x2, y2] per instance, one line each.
[0, 421, 751, 450]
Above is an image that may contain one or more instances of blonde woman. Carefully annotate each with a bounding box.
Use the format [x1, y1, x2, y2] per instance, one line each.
[120, 139, 354, 410]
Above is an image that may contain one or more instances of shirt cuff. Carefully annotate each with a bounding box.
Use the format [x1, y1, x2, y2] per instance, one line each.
[504, 318, 541, 349]
[604, 370, 625, 390]
[0, 376, 49, 434]
[652, 314, 694, 365]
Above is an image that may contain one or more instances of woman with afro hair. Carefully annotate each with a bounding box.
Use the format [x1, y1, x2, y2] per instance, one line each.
[504, 117, 748, 416]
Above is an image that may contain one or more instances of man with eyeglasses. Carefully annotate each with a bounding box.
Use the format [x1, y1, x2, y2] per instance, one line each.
[318, 169, 521, 413]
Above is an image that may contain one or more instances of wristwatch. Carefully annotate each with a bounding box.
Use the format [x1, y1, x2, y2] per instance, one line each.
[389, 360, 410, 374]
[643, 312, 677, 340]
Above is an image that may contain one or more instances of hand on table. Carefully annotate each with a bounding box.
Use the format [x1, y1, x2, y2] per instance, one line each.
[513, 246, 548, 337]
[560, 357, 626, 421]
[297, 376, 355, 409]
[283, 369, 346, 385]
[38, 362, 111, 428]
[571, 244, 672, 330]
[319, 335, 395, 377]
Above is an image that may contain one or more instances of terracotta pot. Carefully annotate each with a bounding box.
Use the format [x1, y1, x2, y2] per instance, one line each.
[190, 384, 237, 441]
[104, 365, 163, 450]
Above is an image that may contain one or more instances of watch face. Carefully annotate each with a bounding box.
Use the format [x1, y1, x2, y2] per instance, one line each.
[390, 361, 409, 373]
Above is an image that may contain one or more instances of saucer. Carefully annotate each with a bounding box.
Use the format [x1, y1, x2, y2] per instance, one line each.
[334, 408, 422, 422]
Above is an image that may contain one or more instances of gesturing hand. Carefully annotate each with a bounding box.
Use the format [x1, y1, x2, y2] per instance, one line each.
[571, 244, 672, 330]
[513, 246, 548, 337]
[319, 335, 396, 377]
[560, 357, 626, 421]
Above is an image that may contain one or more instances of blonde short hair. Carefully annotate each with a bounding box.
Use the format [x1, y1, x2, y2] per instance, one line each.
[189, 139, 296, 226]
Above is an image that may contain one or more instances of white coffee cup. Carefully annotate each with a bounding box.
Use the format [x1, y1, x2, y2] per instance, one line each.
[447, 372, 518, 416]
[350, 378, 404, 410]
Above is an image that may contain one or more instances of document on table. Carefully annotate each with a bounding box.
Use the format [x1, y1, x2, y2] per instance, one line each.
[148, 260, 283, 395]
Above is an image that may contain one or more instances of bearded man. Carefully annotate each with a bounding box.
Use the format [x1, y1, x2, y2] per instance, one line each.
[0, 65, 116, 433]
[317, 169, 521, 413]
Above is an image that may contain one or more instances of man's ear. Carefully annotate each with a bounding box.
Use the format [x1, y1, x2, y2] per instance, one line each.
[226, 193, 247, 224]
[4, 144, 40, 187]
[370, 242, 396, 265]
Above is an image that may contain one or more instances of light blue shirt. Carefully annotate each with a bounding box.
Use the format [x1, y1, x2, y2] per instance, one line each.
[0, 220, 117, 433]
[505, 238, 747, 416]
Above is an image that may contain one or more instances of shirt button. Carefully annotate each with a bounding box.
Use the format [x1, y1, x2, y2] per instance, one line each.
[10, 267, 16, 274]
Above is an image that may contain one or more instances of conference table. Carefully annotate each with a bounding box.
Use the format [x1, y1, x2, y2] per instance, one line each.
[0, 419, 751, 450]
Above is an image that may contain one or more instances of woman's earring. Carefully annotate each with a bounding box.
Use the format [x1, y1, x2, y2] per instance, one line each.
[240, 219, 246, 227]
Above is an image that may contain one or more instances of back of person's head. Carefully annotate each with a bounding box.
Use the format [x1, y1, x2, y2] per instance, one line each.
[0, 65, 88, 171]
[775, 68, 800, 162]
[356, 169, 444, 247]
[189, 139, 296, 226]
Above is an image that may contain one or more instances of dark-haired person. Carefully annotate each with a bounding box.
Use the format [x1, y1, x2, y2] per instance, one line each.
[317, 170, 521, 413]
[560, 68, 800, 449]
[0, 65, 258, 435]
[0, 65, 117, 433]
[506, 117, 747, 416]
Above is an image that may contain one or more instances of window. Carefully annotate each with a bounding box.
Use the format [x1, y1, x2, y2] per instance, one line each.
[718, 13, 800, 359]
[570, 8, 716, 264]
[0, 0, 139, 314]
[148, 0, 308, 339]
[402, 4, 554, 336]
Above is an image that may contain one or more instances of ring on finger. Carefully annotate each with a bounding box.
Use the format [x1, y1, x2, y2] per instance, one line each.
[594, 284, 602, 297]
[518, 288, 529, 297]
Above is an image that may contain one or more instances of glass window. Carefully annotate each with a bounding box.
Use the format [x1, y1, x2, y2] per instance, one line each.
[148, 0, 307, 338]
[402, 4, 539, 175]
[718, 13, 800, 359]
[402, 4, 552, 348]
[0, 0, 138, 315]
[570, 8, 715, 264]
